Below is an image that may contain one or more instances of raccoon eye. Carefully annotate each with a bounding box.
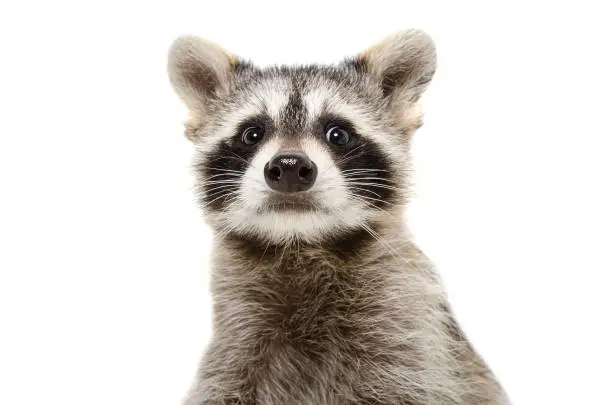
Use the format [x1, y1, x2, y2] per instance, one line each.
[242, 126, 265, 145]
[325, 125, 351, 146]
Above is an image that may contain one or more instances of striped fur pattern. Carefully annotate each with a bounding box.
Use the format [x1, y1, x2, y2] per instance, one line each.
[168, 29, 509, 405]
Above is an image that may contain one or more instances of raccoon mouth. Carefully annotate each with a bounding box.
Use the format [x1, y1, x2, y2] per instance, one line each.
[260, 194, 321, 213]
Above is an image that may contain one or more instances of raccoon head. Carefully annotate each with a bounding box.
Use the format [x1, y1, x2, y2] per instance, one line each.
[167, 30, 436, 245]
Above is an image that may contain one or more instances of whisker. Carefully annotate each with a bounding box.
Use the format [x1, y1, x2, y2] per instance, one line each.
[334, 145, 368, 166]
[200, 180, 243, 185]
[206, 186, 240, 198]
[349, 193, 392, 206]
[347, 195, 386, 213]
[360, 222, 411, 267]
[199, 177, 269, 192]
[225, 150, 250, 164]
[342, 168, 389, 173]
[317, 144, 368, 178]
[343, 175, 394, 182]
[206, 156, 249, 165]
[204, 173, 243, 180]
[345, 182, 398, 190]
[206, 168, 246, 174]
[338, 142, 367, 160]
[202, 191, 241, 208]
[347, 187, 382, 198]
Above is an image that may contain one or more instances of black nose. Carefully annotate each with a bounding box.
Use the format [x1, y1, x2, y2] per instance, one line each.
[264, 152, 317, 193]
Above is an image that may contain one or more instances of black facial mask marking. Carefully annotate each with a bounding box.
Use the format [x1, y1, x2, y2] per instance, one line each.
[316, 115, 396, 209]
[198, 114, 273, 211]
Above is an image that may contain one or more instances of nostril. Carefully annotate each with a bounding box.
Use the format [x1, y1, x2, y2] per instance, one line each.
[298, 166, 312, 181]
[269, 165, 282, 181]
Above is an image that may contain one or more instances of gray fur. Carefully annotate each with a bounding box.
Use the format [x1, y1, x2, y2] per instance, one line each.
[168, 29, 509, 405]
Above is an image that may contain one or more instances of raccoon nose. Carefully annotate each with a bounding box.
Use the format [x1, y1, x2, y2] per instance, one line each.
[264, 152, 317, 193]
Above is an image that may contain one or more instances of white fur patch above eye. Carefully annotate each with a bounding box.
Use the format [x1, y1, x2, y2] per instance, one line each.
[303, 87, 333, 121]
[254, 80, 290, 121]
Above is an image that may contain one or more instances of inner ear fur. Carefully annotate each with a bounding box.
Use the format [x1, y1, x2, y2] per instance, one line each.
[353, 29, 437, 124]
[167, 35, 237, 138]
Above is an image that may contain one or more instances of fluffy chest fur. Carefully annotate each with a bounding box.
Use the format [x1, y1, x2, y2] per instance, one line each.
[196, 231, 466, 405]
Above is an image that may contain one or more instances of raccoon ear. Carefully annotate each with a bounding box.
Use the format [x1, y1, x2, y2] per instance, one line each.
[167, 35, 236, 114]
[354, 29, 436, 108]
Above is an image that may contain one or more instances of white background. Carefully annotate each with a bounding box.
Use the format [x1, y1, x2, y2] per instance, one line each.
[1, 1, 610, 404]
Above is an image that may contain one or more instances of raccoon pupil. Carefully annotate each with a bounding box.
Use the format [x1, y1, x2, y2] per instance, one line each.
[326, 125, 351, 145]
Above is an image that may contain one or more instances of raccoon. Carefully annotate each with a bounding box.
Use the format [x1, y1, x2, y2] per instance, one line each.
[167, 29, 509, 405]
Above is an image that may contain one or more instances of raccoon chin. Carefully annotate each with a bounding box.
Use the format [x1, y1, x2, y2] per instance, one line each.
[257, 193, 323, 214]
[219, 203, 375, 246]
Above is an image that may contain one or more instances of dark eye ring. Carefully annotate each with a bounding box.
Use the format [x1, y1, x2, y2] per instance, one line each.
[325, 125, 351, 146]
[242, 126, 264, 145]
